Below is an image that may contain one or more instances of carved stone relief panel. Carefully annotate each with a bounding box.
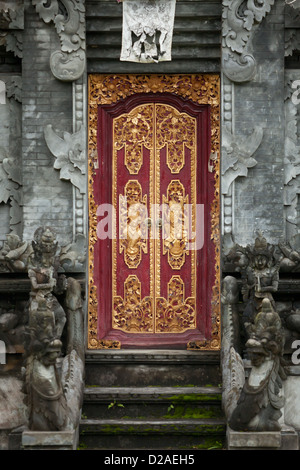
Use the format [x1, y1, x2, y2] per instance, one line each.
[0, 0, 23, 59]
[32, 0, 86, 82]
[221, 75, 263, 239]
[33, 0, 87, 260]
[0, 74, 22, 246]
[284, 70, 300, 244]
[43, 75, 87, 268]
[222, 0, 275, 83]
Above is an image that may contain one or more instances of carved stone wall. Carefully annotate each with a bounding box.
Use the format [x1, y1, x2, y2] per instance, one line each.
[22, 0, 74, 247]
[222, 1, 286, 246]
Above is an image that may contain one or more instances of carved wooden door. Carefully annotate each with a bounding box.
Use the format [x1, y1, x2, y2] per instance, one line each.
[89, 75, 220, 350]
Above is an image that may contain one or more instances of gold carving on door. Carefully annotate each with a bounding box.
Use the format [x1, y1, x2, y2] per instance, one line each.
[114, 104, 153, 174]
[119, 180, 148, 269]
[112, 103, 197, 334]
[156, 276, 196, 333]
[162, 180, 189, 270]
[156, 104, 196, 174]
[113, 275, 153, 333]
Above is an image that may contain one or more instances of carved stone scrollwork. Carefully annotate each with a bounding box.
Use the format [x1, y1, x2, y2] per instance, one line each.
[44, 124, 86, 194]
[284, 72, 300, 241]
[32, 0, 86, 81]
[0, 1, 24, 58]
[0, 31, 23, 58]
[285, 3, 300, 58]
[221, 125, 263, 196]
[0, 76, 23, 240]
[222, 0, 275, 82]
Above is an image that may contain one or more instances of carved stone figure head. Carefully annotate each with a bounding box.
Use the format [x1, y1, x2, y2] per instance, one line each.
[246, 298, 284, 363]
[246, 232, 276, 270]
[39, 338, 62, 366]
[31, 226, 58, 267]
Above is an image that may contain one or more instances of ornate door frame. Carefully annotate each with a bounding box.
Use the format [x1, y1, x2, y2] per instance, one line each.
[88, 74, 221, 351]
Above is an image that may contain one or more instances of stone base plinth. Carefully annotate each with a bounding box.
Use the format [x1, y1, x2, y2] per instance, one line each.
[227, 426, 299, 450]
[22, 428, 78, 450]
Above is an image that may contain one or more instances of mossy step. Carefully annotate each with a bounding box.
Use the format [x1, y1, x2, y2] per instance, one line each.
[78, 419, 226, 450]
[83, 386, 222, 402]
[80, 418, 226, 435]
[82, 386, 223, 420]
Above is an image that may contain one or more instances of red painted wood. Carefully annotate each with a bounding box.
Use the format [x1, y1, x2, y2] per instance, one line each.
[93, 93, 215, 348]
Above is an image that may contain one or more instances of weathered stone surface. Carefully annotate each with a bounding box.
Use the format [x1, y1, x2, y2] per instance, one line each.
[227, 427, 281, 449]
[0, 377, 26, 430]
[21, 3, 73, 247]
[22, 429, 78, 449]
[283, 376, 300, 431]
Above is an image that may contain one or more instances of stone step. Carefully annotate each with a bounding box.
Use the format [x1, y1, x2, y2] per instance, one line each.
[81, 350, 224, 449]
[82, 386, 223, 420]
[85, 350, 221, 387]
[79, 418, 226, 450]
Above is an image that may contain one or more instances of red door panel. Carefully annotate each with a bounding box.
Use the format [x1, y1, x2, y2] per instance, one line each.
[92, 92, 215, 349]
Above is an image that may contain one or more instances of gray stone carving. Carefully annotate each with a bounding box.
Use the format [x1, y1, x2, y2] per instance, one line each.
[44, 124, 86, 195]
[60, 233, 86, 272]
[221, 125, 263, 196]
[224, 232, 281, 334]
[222, 0, 275, 82]
[221, 275, 286, 433]
[279, 240, 300, 272]
[284, 72, 300, 241]
[0, 75, 23, 239]
[285, 29, 300, 58]
[286, 0, 300, 11]
[229, 298, 286, 432]
[0, 31, 22, 58]
[0, 1, 24, 58]
[0, 300, 28, 354]
[0, 234, 32, 272]
[221, 276, 244, 419]
[0, 230, 86, 274]
[23, 226, 84, 431]
[120, 0, 176, 63]
[0, 2, 24, 30]
[32, 0, 86, 81]
[5, 76, 22, 103]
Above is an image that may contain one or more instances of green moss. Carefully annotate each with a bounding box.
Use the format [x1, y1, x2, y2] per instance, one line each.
[165, 393, 222, 402]
[191, 438, 225, 450]
[77, 441, 88, 450]
[163, 405, 223, 419]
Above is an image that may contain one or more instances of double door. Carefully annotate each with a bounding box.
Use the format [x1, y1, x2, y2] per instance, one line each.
[90, 78, 219, 349]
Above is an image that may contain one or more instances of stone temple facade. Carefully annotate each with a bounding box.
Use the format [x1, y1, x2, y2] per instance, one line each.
[0, 0, 300, 451]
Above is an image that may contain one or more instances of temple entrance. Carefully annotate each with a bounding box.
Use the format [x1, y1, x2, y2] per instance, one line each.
[88, 75, 221, 350]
